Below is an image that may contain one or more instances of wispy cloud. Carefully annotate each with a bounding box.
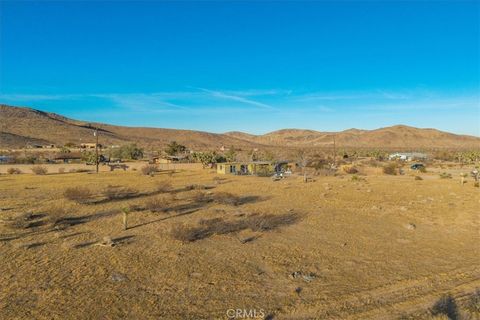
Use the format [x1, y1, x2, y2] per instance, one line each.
[0, 93, 80, 101]
[1, 88, 477, 115]
[95, 93, 190, 112]
[195, 87, 276, 110]
[294, 89, 413, 102]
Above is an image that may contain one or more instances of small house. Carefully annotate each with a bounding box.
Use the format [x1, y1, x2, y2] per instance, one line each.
[80, 143, 102, 149]
[216, 161, 276, 176]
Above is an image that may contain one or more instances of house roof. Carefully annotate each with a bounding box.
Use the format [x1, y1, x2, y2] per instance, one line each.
[221, 161, 274, 165]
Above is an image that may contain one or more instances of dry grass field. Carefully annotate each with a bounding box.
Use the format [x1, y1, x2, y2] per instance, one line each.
[1, 168, 479, 319]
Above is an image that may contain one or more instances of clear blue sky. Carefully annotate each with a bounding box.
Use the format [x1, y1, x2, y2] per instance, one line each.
[1, 1, 479, 136]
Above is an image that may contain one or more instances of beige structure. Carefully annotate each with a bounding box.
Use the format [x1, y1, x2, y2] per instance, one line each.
[80, 143, 102, 149]
[216, 161, 275, 176]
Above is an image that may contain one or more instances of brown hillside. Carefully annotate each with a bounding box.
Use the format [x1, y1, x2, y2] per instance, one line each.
[0, 105, 260, 150]
[1, 104, 479, 150]
[228, 126, 480, 149]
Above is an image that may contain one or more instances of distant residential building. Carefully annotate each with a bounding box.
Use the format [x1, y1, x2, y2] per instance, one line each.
[217, 161, 275, 175]
[151, 155, 189, 164]
[27, 144, 56, 149]
[388, 152, 428, 161]
[80, 143, 102, 149]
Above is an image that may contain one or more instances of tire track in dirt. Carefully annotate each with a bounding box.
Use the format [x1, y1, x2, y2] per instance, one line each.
[287, 265, 480, 319]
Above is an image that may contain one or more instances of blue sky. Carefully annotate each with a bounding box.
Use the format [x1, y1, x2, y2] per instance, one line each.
[0, 1, 479, 136]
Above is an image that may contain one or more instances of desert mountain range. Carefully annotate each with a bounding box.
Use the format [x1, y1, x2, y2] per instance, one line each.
[1, 104, 479, 150]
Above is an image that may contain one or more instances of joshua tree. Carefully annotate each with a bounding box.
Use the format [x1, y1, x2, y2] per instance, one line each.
[225, 148, 237, 162]
[165, 141, 186, 156]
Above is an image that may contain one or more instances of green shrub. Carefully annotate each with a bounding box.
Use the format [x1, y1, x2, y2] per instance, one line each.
[110, 143, 144, 160]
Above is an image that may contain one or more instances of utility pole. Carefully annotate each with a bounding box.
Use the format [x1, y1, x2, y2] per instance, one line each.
[94, 127, 99, 174]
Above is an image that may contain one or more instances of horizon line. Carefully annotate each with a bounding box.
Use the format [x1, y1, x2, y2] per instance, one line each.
[1, 103, 479, 138]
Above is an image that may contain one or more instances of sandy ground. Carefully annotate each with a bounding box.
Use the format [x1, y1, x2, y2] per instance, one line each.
[0, 168, 479, 319]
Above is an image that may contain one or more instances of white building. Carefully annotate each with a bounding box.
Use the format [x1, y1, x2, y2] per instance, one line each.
[388, 152, 428, 161]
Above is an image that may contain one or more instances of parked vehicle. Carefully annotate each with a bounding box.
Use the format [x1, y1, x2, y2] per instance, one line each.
[410, 163, 425, 170]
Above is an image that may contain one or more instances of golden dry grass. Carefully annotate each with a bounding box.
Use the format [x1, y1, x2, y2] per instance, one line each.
[0, 168, 479, 319]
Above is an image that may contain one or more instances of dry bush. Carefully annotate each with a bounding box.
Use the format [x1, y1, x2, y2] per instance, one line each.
[64, 186, 94, 204]
[439, 172, 452, 179]
[430, 294, 459, 319]
[464, 289, 480, 313]
[31, 166, 48, 175]
[45, 206, 69, 229]
[186, 184, 208, 190]
[172, 212, 301, 242]
[58, 167, 65, 174]
[145, 195, 171, 213]
[6, 212, 44, 230]
[103, 185, 138, 200]
[343, 166, 358, 174]
[212, 192, 241, 206]
[351, 174, 365, 181]
[212, 176, 224, 184]
[415, 176, 423, 180]
[191, 190, 209, 202]
[364, 159, 382, 167]
[383, 163, 398, 175]
[141, 164, 158, 176]
[315, 168, 336, 176]
[155, 180, 172, 193]
[7, 167, 21, 174]
[171, 224, 206, 242]
[246, 213, 301, 232]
